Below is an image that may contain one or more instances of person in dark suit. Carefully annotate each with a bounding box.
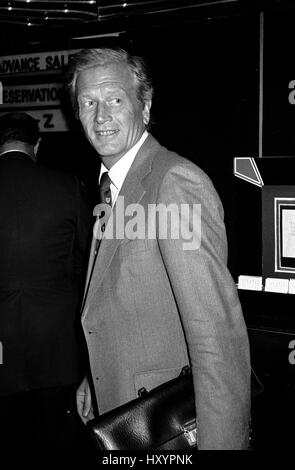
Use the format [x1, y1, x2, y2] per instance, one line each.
[0, 112, 92, 450]
[67, 48, 251, 449]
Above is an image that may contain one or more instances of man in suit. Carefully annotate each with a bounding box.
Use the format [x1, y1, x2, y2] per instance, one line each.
[0, 112, 92, 450]
[67, 47, 251, 449]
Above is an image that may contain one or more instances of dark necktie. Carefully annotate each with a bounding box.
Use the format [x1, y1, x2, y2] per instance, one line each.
[99, 171, 112, 207]
[94, 172, 112, 252]
[85, 172, 113, 299]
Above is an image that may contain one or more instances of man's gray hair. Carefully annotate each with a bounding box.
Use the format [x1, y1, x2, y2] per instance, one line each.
[65, 47, 153, 118]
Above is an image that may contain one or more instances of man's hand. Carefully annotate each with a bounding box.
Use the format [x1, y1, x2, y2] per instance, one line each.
[76, 376, 95, 424]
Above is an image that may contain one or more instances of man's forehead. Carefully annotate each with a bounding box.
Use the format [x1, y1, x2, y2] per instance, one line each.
[77, 63, 135, 92]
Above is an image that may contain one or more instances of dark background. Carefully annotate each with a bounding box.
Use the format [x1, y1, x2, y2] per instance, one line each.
[2, 1, 295, 451]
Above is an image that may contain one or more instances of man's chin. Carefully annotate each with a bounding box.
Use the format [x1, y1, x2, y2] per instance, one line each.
[93, 141, 117, 154]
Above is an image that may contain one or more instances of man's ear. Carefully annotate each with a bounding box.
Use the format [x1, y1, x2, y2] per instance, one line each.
[143, 99, 152, 126]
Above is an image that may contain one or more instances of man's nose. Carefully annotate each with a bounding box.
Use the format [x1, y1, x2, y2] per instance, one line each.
[95, 103, 112, 124]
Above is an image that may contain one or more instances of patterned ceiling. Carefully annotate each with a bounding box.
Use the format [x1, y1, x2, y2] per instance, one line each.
[1, 1, 292, 48]
[0, 1, 240, 28]
[0, 0, 98, 27]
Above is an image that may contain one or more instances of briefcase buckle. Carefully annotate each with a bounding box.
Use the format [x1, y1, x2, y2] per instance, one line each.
[183, 419, 197, 447]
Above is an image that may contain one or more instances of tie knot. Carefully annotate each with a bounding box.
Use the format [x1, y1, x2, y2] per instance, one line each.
[99, 171, 112, 206]
[100, 171, 112, 191]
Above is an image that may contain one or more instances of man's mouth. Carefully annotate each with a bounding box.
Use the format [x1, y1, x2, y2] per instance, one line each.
[95, 130, 119, 137]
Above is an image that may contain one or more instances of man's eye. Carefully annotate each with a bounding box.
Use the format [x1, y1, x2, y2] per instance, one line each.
[85, 100, 95, 108]
[80, 99, 95, 109]
[108, 98, 121, 105]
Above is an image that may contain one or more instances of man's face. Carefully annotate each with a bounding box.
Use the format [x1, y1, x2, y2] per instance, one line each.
[76, 62, 151, 167]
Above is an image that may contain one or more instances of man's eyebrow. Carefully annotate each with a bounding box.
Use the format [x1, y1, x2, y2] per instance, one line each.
[78, 93, 93, 99]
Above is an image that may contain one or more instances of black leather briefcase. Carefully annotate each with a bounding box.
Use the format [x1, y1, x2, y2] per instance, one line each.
[86, 366, 264, 451]
[86, 366, 197, 450]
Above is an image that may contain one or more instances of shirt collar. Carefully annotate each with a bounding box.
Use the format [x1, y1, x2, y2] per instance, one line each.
[99, 131, 148, 190]
[0, 149, 34, 160]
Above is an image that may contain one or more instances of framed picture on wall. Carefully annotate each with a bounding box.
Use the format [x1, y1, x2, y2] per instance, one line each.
[275, 198, 295, 274]
[263, 186, 295, 279]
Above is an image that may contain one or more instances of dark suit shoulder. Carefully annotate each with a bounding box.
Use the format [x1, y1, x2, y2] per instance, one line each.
[34, 163, 78, 189]
[0, 156, 88, 217]
[0, 153, 76, 189]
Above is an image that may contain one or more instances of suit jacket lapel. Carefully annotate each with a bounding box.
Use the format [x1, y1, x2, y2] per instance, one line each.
[83, 135, 160, 309]
[81, 234, 97, 310]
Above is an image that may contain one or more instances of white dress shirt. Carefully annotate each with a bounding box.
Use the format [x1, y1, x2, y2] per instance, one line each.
[99, 131, 148, 206]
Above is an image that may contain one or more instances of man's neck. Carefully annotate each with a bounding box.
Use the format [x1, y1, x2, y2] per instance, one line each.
[100, 131, 148, 170]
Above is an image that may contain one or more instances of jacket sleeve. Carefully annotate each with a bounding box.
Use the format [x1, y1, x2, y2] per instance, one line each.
[157, 162, 251, 449]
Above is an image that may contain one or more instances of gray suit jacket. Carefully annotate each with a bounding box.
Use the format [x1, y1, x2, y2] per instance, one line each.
[81, 134, 251, 449]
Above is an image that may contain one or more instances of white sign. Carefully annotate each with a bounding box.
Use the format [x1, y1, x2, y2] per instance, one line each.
[28, 109, 69, 132]
[0, 50, 80, 75]
[0, 109, 69, 133]
[282, 209, 295, 258]
[1, 83, 62, 108]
